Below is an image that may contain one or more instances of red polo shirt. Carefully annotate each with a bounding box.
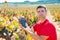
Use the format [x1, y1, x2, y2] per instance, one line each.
[33, 19, 57, 40]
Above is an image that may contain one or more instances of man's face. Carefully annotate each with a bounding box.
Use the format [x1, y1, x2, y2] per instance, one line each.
[37, 8, 46, 18]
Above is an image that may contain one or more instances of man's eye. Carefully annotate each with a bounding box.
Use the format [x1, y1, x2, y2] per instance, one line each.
[41, 10, 44, 12]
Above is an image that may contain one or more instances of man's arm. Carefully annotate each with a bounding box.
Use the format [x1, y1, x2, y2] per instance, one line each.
[21, 25, 49, 40]
[31, 27, 49, 40]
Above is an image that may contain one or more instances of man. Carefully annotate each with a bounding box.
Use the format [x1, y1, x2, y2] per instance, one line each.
[21, 6, 57, 40]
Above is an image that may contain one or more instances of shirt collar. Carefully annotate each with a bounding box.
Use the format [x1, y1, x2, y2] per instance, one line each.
[40, 19, 49, 25]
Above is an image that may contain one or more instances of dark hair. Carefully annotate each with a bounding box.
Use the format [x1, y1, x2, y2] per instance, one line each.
[36, 6, 47, 11]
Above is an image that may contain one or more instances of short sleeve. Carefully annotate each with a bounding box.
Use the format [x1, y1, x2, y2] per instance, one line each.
[33, 24, 37, 32]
